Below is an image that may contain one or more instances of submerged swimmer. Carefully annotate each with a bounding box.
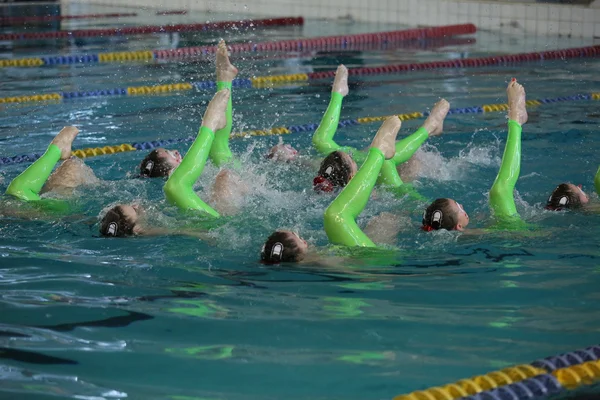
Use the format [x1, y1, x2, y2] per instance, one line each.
[4, 126, 99, 207]
[266, 137, 298, 163]
[261, 115, 401, 263]
[421, 78, 528, 232]
[311, 64, 449, 193]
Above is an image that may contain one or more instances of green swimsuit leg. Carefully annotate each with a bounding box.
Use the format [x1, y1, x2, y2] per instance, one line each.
[164, 126, 220, 218]
[489, 120, 522, 219]
[378, 126, 429, 185]
[311, 91, 357, 156]
[594, 166, 600, 197]
[324, 147, 385, 247]
[6, 144, 61, 201]
[391, 126, 429, 166]
[382, 126, 431, 199]
[209, 81, 233, 167]
[376, 127, 429, 188]
[377, 160, 403, 186]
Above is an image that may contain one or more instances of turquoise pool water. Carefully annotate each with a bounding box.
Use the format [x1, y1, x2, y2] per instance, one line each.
[1, 4, 600, 400]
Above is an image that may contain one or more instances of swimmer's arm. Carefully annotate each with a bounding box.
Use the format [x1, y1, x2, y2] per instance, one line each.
[299, 253, 377, 277]
[139, 227, 216, 243]
[584, 202, 600, 213]
[0, 205, 45, 219]
[6, 144, 62, 202]
[459, 228, 491, 236]
[324, 148, 384, 248]
[489, 120, 521, 218]
[0, 200, 74, 220]
[312, 92, 356, 155]
[460, 224, 550, 238]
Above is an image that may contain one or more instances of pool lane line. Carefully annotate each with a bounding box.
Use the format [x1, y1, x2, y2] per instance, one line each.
[0, 16, 304, 42]
[393, 345, 600, 400]
[156, 10, 188, 15]
[0, 24, 476, 69]
[0, 92, 598, 167]
[0, 12, 138, 25]
[1, 44, 598, 106]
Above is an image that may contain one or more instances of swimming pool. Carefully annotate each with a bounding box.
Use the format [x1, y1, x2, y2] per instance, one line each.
[1, 3, 600, 400]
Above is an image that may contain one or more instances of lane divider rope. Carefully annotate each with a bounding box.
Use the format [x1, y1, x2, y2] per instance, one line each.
[1, 44, 598, 106]
[0, 12, 137, 24]
[394, 345, 600, 400]
[0, 16, 304, 41]
[0, 92, 597, 167]
[0, 24, 476, 68]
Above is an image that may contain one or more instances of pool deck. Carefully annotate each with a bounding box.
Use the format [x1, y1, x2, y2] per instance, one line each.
[60, 0, 600, 39]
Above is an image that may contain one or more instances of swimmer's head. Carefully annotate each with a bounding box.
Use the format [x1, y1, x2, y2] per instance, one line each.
[422, 198, 469, 231]
[41, 156, 99, 195]
[313, 151, 357, 193]
[261, 230, 308, 264]
[546, 183, 588, 211]
[139, 148, 182, 178]
[100, 204, 140, 237]
[266, 140, 298, 162]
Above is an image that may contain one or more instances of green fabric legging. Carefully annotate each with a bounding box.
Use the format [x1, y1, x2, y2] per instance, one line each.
[324, 147, 385, 247]
[164, 126, 220, 218]
[209, 81, 233, 167]
[594, 166, 600, 197]
[312, 91, 429, 187]
[6, 144, 61, 201]
[489, 119, 522, 219]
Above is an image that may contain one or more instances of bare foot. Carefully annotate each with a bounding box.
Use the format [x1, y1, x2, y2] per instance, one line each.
[507, 78, 527, 125]
[216, 39, 238, 82]
[422, 99, 449, 137]
[370, 116, 401, 159]
[51, 126, 79, 160]
[202, 89, 230, 132]
[332, 65, 349, 96]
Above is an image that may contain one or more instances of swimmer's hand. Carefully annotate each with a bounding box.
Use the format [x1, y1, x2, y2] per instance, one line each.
[51, 126, 80, 160]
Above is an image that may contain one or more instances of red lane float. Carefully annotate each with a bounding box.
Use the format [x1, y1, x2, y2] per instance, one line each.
[305, 44, 600, 79]
[0, 16, 304, 41]
[0, 13, 137, 24]
[238, 37, 476, 63]
[153, 23, 476, 59]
